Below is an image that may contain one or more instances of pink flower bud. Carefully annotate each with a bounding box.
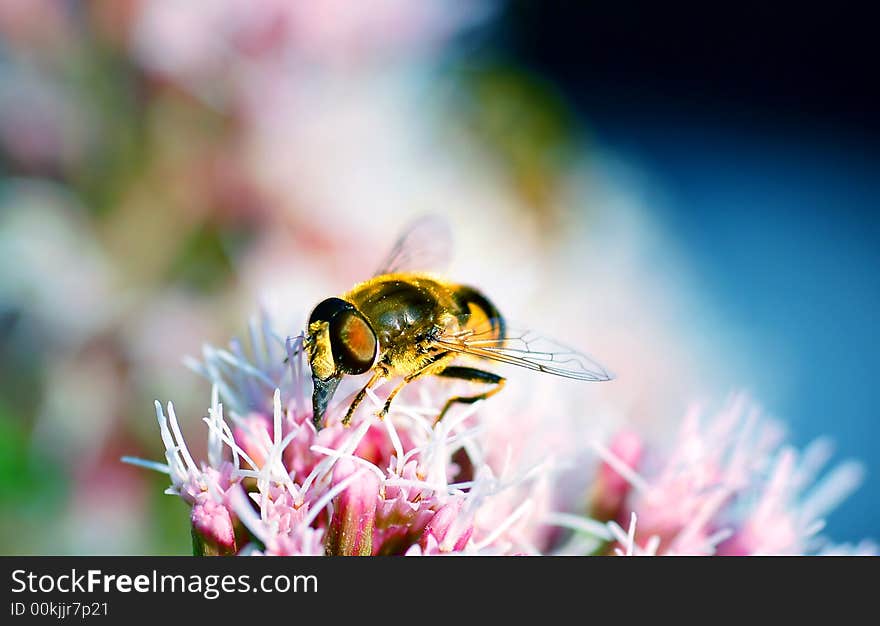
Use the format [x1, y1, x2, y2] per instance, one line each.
[419, 499, 473, 554]
[191, 497, 237, 556]
[233, 412, 274, 470]
[325, 459, 380, 556]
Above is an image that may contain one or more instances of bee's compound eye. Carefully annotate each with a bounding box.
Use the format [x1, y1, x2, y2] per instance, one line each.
[330, 310, 377, 375]
[309, 297, 352, 326]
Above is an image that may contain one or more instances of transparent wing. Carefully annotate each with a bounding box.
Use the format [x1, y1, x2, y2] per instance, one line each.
[374, 215, 453, 276]
[434, 322, 614, 382]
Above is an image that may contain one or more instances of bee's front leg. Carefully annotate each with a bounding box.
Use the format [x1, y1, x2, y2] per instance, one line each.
[433, 366, 506, 425]
[341, 369, 384, 427]
[375, 352, 453, 419]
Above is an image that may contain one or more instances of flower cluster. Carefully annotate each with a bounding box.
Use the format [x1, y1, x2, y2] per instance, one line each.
[126, 315, 553, 555]
[126, 316, 875, 556]
[574, 398, 876, 556]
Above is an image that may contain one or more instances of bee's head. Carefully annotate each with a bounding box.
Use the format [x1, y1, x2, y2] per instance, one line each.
[306, 297, 378, 428]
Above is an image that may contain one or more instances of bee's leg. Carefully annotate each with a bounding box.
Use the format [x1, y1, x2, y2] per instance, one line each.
[433, 366, 506, 425]
[282, 334, 305, 365]
[375, 377, 411, 419]
[376, 353, 453, 419]
[342, 369, 384, 427]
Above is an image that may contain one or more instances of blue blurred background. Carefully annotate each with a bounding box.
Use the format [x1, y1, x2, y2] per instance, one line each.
[595, 124, 880, 542]
[0, 1, 876, 552]
[508, 2, 880, 541]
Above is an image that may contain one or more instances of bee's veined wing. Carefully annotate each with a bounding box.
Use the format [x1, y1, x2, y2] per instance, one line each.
[433, 323, 615, 382]
[374, 215, 453, 276]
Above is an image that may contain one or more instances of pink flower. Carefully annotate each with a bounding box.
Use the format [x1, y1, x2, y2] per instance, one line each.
[126, 320, 874, 557]
[580, 396, 873, 556]
[126, 319, 548, 555]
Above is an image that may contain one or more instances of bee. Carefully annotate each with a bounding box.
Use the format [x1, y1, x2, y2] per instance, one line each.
[305, 216, 613, 429]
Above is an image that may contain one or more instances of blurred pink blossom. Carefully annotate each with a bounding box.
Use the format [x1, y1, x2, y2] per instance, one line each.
[578, 396, 873, 556]
[131, 0, 490, 83]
